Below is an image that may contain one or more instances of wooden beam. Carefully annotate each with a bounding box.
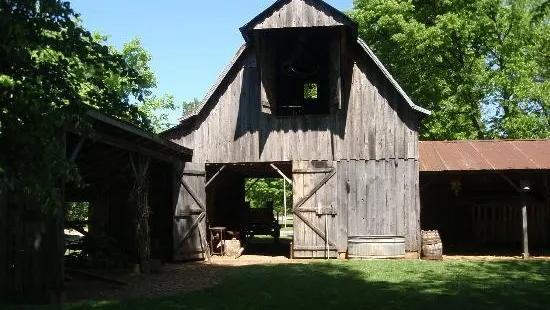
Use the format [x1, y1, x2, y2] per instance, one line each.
[270, 163, 291, 184]
[98, 133, 183, 164]
[205, 165, 226, 187]
[180, 179, 206, 210]
[176, 213, 206, 250]
[293, 245, 338, 251]
[499, 173, 520, 193]
[293, 210, 336, 247]
[70, 136, 86, 161]
[292, 168, 333, 174]
[86, 109, 192, 156]
[522, 195, 529, 259]
[293, 169, 336, 211]
[197, 221, 211, 263]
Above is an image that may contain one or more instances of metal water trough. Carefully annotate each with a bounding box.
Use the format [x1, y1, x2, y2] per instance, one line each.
[348, 235, 405, 259]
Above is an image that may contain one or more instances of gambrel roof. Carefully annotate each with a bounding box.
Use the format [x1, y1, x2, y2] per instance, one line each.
[169, 0, 430, 131]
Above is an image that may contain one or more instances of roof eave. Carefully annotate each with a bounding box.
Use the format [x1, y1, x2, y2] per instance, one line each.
[357, 39, 431, 116]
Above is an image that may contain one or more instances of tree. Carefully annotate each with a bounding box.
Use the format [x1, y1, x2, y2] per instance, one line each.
[116, 37, 177, 133]
[0, 0, 156, 211]
[245, 178, 292, 215]
[182, 97, 202, 117]
[350, 0, 549, 140]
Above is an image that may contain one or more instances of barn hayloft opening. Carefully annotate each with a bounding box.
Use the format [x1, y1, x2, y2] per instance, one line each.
[205, 162, 292, 257]
[256, 27, 341, 116]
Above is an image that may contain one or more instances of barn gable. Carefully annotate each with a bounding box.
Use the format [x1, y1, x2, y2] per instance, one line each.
[240, 0, 358, 42]
[174, 0, 429, 126]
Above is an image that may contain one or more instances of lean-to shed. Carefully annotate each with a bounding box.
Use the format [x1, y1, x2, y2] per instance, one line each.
[164, 0, 430, 259]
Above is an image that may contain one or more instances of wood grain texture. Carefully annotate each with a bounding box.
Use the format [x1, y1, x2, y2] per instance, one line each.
[171, 46, 419, 164]
[173, 163, 208, 261]
[252, 0, 349, 30]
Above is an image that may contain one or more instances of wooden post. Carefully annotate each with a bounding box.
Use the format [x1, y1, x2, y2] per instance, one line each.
[0, 191, 6, 300]
[129, 153, 151, 274]
[521, 191, 529, 259]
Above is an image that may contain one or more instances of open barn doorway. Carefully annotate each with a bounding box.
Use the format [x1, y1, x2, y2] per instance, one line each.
[420, 171, 550, 257]
[205, 162, 292, 258]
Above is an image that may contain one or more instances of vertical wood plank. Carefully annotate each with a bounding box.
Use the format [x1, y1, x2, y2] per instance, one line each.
[403, 160, 411, 250]
[395, 159, 405, 236]
[336, 161, 348, 252]
[385, 80, 396, 159]
[413, 160, 420, 251]
[355, 160, 367, 235]
[386, 159, 396, 234]
[347, 160, 358, 236]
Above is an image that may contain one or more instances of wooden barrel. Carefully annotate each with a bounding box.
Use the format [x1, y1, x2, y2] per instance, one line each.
[421, 230, 443, 260]
[348, 235, 405, 259]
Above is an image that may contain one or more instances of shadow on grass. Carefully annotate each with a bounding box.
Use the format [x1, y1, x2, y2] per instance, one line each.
[9, 260, 550, 310]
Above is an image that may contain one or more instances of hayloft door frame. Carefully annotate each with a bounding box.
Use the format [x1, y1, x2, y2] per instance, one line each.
[173, 162, 210, 261]
[292, 160, 338, 258]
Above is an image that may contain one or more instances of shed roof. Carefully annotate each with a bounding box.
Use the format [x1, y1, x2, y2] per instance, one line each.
[419, 140, 550, 172]
[85, 109, 193, 162]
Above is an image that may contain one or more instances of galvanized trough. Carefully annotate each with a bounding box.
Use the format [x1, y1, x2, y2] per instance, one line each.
[348, 235, 405, 259]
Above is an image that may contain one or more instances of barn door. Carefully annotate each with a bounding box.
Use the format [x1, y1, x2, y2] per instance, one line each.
[292, 161, 339, 258]
[173, 162, 209, 261]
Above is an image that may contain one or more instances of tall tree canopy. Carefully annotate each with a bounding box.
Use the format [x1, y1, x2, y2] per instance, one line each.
[351, 0, 549, 140]
[0, 1, 171, 209]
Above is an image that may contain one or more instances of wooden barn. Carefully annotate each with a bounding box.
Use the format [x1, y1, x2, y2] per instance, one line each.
[164, 0, 431, 259]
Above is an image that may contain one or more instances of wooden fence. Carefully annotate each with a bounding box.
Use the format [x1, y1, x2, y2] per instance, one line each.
[472, 202, 548, 247]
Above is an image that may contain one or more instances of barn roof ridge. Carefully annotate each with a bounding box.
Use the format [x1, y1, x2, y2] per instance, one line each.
[239, 0, 358, 42]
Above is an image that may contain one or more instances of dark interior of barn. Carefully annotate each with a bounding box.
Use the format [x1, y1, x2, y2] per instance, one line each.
[64, 131, 177, 267]
[420, 171, 550, 256]
[205, 162, 292, 257]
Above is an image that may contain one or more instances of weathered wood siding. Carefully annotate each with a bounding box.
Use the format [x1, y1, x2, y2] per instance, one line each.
[251, 0, 349, 30]
[170, 45, 419, 164]
[173, 162, 208, 261]
[338, 159, 420, 252]
[292, 160, 339, 258]
[167, 41, 422, 254]
[1, 196, 64, 302]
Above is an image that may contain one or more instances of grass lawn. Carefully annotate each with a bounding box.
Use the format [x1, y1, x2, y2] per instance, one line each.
[7, 260, 550, 310]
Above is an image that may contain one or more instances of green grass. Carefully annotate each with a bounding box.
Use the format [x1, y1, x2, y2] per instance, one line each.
[7, 260, 550, 310]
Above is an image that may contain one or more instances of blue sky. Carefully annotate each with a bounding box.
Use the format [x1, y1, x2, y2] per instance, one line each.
[69, 0, 353, 125]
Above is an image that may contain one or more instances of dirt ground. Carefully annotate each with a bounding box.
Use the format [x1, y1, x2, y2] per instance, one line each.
[65, 236, 550, 302]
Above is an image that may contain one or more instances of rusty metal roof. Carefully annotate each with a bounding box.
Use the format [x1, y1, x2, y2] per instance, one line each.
[419, 140, 550, 172]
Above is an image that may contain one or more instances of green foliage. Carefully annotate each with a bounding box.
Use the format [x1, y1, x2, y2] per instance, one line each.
[0, 1, 162, 211]
[304, 83, 318, 99]
[351, 0, 549, 139]
[116, 38, 178, 133]
[66, 202, 89, 222]
[245, 178, 292, 214]
[181, 98, 202, 117]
